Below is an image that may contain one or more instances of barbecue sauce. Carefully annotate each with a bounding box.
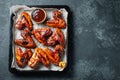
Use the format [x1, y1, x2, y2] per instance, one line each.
[32, 9, 46, 23]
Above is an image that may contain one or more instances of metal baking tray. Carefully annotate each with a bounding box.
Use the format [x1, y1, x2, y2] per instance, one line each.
[9, 5, 70, 73]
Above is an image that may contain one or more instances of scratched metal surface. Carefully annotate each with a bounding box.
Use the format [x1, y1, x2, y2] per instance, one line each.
[0, 0, 120, 80]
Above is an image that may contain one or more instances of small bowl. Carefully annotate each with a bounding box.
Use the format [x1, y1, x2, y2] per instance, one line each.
[31, 8, 46, 24]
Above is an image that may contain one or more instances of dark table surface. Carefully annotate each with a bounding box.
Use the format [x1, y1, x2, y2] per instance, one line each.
[0, 0, 120, 80]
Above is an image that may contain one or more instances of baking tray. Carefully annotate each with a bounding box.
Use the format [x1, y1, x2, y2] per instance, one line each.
[9, 5, 70, 74]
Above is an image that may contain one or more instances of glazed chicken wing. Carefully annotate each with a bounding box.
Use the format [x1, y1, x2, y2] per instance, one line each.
[28, 48, 40, 69]
[15, 47, 33, 68]
[15, 16, 27, 30]
[14, 30, 36, 48]
[43, 47, 60, 65]
[47, 28, 65, 48]
[15, 11, 33, 31]
[28, 48, 50, 68]
[37, 48, 50, 67]
[32, 27, 52, 45]
[46, 10, 66, 29]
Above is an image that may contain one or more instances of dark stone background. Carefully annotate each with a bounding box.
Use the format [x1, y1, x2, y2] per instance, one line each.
[0, 0, 120, 80]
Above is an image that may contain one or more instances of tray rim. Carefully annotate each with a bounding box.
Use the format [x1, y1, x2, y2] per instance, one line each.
[9, 5, 71, 74]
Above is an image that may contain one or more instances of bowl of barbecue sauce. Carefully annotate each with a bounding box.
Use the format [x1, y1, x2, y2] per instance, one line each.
[31, 9, 46, 24]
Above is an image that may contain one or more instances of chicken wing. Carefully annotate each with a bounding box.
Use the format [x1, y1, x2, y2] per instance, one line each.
[28, 48, 50, 68]
[46, 10, 66, 29]
[28, 48, 40, 69]
[15, 11, 33, 31]
[47, 28, 65, 48]
[15, 47, 33, 68]
[15, 16, 26, 30]
[14, 30, 36, 48]
[37, 48, 50, 67]
[32, 27, 52, 45]
[43, 47, 60, 65]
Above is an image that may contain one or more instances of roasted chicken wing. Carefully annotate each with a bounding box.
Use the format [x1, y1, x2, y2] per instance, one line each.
[28, 48, 40, 69]
[43, 47, 60, 65]
[15, 11, 33, 31]
[14, 30, 36, 48]
[15, 47, 33, 68]
[47, 28, 65, 48]
[28, 48, 50, 68]
[37, 48, 50, 67]
[46, 10, 66, 29]
[32, 27, 52, 45]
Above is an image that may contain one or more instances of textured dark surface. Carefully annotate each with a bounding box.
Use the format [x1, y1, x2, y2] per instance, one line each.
[0, 0, 120, 80]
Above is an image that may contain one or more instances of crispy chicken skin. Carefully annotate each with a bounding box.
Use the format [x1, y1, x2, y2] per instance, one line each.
[14, 30, 36, 48]
[43, 47, 60, 65]
[47, 28, 65, 48]
[15, 11, 33, 31]
[32, 27, 52, 45]
[15, 47, 33, 68]
[22, 12, 33, 30]
[28, 48, 50, 68]
[54, 45, 64, 54]
[37, 48, 50, 67]
[28, 46, 63, 68]
[15, 16, 27, 30]
[46, 10, 66, 29]
[28, 48, 40, 69]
